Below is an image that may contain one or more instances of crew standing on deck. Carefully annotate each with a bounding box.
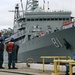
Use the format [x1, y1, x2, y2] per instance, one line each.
[6, 38, 18, 69]
[0, 37, 4, 69]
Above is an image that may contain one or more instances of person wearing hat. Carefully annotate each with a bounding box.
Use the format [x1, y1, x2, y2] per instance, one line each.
[6, 37, 18, 69]
[0, 37, 4, 69]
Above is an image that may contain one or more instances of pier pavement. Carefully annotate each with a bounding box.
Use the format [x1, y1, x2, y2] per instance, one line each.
[1, 62, 51, 75]
[0, 68, 53, 75]
[0, 62, 66, 75]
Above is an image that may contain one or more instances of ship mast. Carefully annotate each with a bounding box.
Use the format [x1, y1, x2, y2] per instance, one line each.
[14, 4, 20, 23]
[9, 4, 20, 24]
[26, 0, 39, 11]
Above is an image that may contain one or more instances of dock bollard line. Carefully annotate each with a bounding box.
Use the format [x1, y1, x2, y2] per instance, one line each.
[40, 56, 71, 72]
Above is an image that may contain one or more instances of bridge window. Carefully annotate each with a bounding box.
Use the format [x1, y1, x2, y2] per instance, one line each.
[27, 19, 30, 21]
[26, 18, 70, 21]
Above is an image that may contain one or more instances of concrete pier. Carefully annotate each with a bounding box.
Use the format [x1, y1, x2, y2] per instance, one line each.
[1, 62, 53, 75]
[2, 62, 73, 75]
[0, 68, 52, 75]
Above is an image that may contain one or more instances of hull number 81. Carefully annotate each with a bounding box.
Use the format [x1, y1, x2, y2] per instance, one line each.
[51, 38, 63, 48]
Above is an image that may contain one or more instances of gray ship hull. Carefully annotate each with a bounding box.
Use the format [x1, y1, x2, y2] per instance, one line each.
[17, 27, 75, 62]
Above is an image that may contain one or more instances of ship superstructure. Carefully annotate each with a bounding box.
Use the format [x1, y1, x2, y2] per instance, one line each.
[9, 0, 72, 44]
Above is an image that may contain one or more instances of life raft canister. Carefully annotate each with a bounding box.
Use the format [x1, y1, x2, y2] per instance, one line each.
[7, 42, 14, 52]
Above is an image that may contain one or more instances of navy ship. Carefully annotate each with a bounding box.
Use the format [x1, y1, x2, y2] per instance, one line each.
[4, 0, 75, 62]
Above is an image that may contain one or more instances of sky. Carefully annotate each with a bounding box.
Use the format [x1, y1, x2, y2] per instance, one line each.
[0, 0, 75, 30]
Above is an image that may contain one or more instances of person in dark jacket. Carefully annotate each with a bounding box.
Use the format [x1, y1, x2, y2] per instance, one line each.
[6, 38, 18, 69]
[0, 37, 4, 69]
[15, 44, 19, 63]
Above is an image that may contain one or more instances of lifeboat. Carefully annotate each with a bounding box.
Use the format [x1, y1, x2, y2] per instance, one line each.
[62, 21, 75, 29]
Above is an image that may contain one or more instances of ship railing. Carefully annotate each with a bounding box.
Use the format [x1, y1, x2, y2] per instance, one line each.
[40, 56, 71, 72]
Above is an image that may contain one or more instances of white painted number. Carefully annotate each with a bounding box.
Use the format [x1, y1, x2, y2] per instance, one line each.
[51, 38, 63, 48]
